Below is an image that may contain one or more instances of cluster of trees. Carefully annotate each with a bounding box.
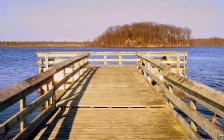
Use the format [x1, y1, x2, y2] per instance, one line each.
[91, 22, 192, 47]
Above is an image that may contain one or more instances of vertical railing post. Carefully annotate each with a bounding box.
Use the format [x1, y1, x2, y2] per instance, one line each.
[45, 83, 50, 108]
[38, 57, 44, 97]
[63, 68, 66, 91]
[50, 78, 54, 104]
[176, 53, 180, 74]
[55, 56, 59, 64]
[78, 61, 81, 77]
[119, 55, 122, 65]
[38, 57, 43, 73]
[168, 86, 174, 108]
[82, 58, 85, 73]
[71, 64, 75, 83]
[104, 55, 107, 65]
[184, 55, 187, 78]
[190, 99, 197, 131]
[148, 63, 152, 84]
[75, 62, 79, 78]
[144, 61, 147, 77]
[45, 53, 49, 72]
[20, 97, 26, 131]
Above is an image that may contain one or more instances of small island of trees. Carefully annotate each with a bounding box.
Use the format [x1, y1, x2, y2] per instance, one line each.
[91, 22, 192, 47]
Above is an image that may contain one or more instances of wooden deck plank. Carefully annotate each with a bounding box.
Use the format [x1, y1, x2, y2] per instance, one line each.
[31, 108, 189, 139]
[57, 65, 164, 108]
[30, 65, 189, 139]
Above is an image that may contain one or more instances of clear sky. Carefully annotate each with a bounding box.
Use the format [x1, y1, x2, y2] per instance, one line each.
[0, 0, 224, 41]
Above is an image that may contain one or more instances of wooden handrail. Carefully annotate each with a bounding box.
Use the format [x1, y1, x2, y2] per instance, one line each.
[37, 52, 188, 71]
[0, 54, 89, 139]
[0, 54, 88, 111]
[136, 54, 224, 139]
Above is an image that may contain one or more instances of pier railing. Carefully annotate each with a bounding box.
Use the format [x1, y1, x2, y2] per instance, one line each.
[0, 54, 89, 139]
[37, 51, 187, 76]
[137, 54, 224, 139]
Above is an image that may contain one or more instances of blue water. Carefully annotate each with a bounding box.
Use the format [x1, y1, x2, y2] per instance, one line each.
[0, 46, 223, 138]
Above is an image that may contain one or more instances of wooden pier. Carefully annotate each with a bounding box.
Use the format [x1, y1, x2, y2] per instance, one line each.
[0, 52, 223, 140]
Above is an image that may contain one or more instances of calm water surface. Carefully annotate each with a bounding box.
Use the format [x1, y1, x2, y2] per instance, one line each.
[0, 46, 223, 138]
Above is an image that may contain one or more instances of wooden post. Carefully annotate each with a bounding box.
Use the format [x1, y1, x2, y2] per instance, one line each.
[20, 97, 26, 131]
[45, 53, 49, 72]
[71, 64, 75, 83]
[176, 53, 180, 74]
[119, 55, 122, 65]
[76, 62, 80, 77]
[45, 83, 50, 108]
[190, 99, 197, 131]
[166, 55, 170, 61]
[79, 60, 82, 75]
[84, 57, 88, 71]
[82, 59, 85, 73]
[168, 86, 174, 109]
[104, 55, 107, 65]
[63, 69, 66, 91]
[56, 56, 59, 63]
[38, 57, 44, 97]
[144, 62, 147, 77]
[38, 57, 43, 74]
[49, 79, 54, 104]
[184, 55, 187, 78]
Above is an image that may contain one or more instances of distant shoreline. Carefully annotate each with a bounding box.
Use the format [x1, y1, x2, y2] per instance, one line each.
[0, 41, 223, 48]
[0, 45, 223, 48]
[0, 44, 223, 48]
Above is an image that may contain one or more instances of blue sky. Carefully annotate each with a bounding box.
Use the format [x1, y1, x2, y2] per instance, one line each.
[0, 0, 224, 41]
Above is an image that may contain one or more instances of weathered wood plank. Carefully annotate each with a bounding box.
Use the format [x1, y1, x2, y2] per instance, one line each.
[162, 72, 224, 118]
[31, 108, 189, 139]
[51, 54, 89, 72]
[13, 104, 56, 140]
[57, 66, 164, 108]
[166, 102, 201, 139]
[0, 71, 54, 112]
[0, 89, 54, 136]
[164, 87, 223, 139]
[0, 81, 30, 107]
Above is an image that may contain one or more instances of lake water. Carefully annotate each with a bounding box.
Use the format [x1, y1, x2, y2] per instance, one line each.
[0, 46, 223, 138]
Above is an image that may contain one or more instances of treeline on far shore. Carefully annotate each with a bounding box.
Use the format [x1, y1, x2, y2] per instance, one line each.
[0, 41, 89, 47]
[0, 38, 224, 47]
[190, 38, 224, 47]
